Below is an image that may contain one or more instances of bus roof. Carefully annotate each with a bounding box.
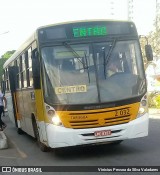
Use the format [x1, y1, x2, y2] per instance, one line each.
[3, 32, 36, 69]
[37, 19, 134, 30]
[3, 19, 136, 69]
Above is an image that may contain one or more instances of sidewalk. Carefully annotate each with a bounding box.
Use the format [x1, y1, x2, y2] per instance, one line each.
[0, 111, 9, 149]
[0, 130, 8, 149]
[149, 108, 160, 119]
[149, 108, 160, 115]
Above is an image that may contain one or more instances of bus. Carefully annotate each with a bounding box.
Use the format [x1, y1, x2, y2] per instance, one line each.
[2, 20, 153, 152]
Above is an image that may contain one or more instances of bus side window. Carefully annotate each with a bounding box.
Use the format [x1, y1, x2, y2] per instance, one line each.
[22, 53, 27, 88]
[19, 56, 23, 88]
[14, 59, 19, 89]
[16, 58, 20, 89]
[5, 68, 10, 92]
[25, 48, 33, 87]
[26, 47, 33, 87]
[3, 69, 6, 92]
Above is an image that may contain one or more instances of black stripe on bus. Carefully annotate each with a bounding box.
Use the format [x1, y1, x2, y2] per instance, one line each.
[50, 95, 143, 111]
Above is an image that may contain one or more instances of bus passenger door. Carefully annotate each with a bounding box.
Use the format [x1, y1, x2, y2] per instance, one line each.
[8, 66, 28, 133]
[8, 66, 19, 128]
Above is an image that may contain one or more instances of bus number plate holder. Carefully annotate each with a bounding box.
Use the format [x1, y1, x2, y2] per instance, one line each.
[94, 130, 111, 137]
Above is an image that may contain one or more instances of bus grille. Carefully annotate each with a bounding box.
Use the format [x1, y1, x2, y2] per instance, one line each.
[69, 115, 130, 129]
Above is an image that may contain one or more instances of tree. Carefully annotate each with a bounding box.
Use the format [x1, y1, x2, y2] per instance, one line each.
[0, 50, 16, 81]
[139, 36, 148, 69]
[148, 14, 160, 58]
[139, 14, 160, 70]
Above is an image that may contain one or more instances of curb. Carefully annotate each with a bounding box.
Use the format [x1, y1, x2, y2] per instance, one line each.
[0, 131, 8, 149]
[149, 108, 160, 115]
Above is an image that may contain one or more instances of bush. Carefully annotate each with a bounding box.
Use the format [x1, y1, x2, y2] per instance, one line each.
[148, 91, 160, 108]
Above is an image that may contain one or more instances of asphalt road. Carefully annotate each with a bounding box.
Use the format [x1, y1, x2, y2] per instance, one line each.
[0, 112, 160, 175]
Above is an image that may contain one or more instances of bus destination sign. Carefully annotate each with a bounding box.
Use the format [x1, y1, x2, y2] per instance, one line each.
[73, 26, 107, 38]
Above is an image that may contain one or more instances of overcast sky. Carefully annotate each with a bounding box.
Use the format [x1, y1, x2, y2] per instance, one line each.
[0, 0, 156, 57]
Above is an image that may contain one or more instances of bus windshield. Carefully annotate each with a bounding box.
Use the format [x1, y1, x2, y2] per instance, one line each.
[41, 40, 146, 105]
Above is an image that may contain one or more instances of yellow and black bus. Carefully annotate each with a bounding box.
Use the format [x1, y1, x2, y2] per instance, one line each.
[2, 20, 153, 151]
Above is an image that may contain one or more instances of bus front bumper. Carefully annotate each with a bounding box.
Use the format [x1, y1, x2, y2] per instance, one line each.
[46, 113, 149, 148]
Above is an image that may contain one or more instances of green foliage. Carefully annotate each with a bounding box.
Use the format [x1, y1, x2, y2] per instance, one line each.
[140, 14, 160, 69]
[139, 37, 148, 69]
[0, 50, 16, 81]
[148, 92, 160, 108]
[1, 50, 15, 59]
[148, 14, 160, 58]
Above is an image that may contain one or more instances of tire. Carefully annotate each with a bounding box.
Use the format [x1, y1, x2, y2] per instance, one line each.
[32, 118, 50, 152]
[54, 148, 64, 155]
[110, 140, 123, 145]
[17, 128, 24, 135]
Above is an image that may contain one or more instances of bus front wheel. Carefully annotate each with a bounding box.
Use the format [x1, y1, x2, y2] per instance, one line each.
[17, 128, 24, 135]
[32, 118, 50, 152]
[110, 140, 123, 145]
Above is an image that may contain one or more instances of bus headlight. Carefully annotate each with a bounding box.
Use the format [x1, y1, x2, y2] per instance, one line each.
[52, 114, 62, 126]
[138, 107, 145, 114]
[47, 110, 62, 126]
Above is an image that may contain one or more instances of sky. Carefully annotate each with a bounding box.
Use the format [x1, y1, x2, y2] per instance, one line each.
[0, 0, 157, 57]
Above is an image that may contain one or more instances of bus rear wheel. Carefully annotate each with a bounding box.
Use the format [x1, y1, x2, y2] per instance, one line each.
[32, 118, 50, 152]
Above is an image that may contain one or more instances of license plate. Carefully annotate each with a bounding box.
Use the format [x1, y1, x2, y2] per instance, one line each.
[94, 130, 111, 137]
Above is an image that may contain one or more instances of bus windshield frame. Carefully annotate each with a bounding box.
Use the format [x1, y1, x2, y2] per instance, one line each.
[40, 36, 146, 106]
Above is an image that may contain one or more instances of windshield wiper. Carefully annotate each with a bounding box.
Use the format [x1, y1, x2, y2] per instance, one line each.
[63, 42, 87, 68]
[102, 39, 116, 79]
[63, 42, 90, 83]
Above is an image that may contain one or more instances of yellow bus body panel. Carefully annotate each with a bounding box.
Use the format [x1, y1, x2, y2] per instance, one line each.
[55, 102, 140, 129]
[34, 89, 45, 121]
[14, 89, 44, 122]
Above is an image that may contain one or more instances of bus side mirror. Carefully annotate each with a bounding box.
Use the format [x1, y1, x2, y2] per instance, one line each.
[145, 45, 153, 61]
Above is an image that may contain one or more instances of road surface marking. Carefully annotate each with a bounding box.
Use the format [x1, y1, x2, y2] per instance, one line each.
[10, 140, 27, 158]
